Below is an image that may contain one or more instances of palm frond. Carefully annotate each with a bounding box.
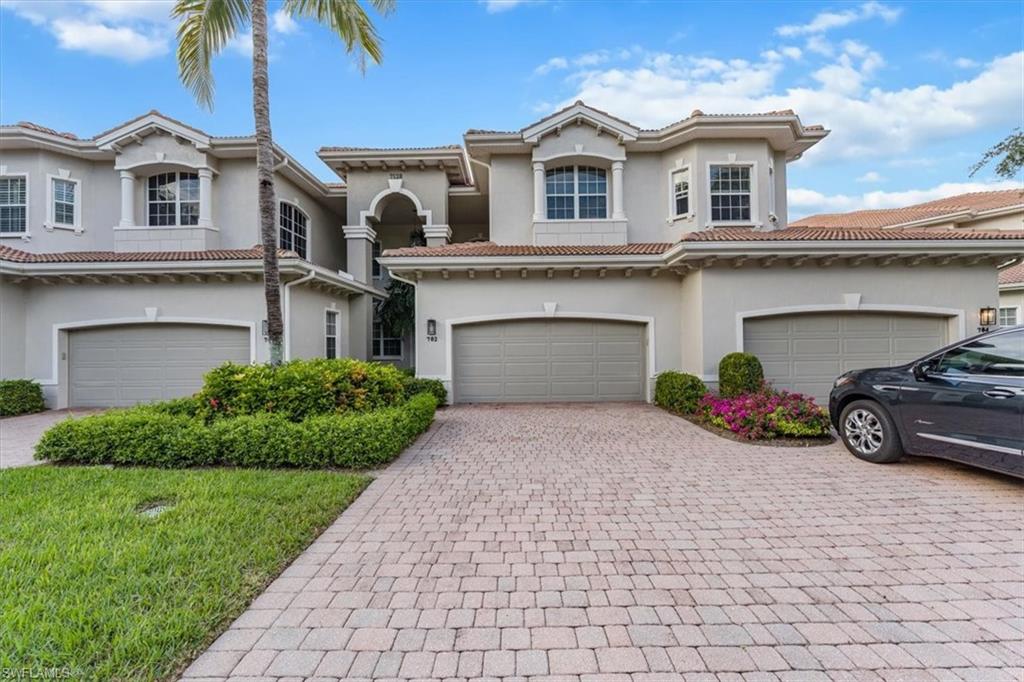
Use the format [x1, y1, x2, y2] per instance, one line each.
[172, 0, 251, 109]
[285, 0, 393, 69]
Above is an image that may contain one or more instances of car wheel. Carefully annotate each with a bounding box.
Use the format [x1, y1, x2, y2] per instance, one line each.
[839, 400, 903, 464]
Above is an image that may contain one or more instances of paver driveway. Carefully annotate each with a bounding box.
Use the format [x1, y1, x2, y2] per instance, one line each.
[0, 409, 103, 469]
[184, 403, 1023, 681]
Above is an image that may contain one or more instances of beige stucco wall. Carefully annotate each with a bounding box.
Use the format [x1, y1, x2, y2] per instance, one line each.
[489, 155, 534, 244]
[287, 285, 351, 361]
[0, 278, 27, 379]
[1000, 287, 1024, 322]
[344, 169, 449, 227]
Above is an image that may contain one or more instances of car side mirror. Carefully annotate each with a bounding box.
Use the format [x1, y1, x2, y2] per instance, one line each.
[912, 361, 934, 381]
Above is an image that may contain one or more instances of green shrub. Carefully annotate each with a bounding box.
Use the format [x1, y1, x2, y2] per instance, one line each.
[402, 376, 447, 406]
[654, 371, 707, 414]
[145, 395, 202, 418]
[36, 393, 438, 470]
[197, 358, 406, 421]
[35, 409, 217, 467]
[718, 352, 765, 397]
[0, 379, 45, 416]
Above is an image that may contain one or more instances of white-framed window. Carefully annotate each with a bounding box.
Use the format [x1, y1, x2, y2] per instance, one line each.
[545, 165, 607, 220]
[0, 175, 28, 235]
[999, 306, 1020, 327]
[147, 171, 199, 226]
[709, 164, 752, 223]
[372, 240, 382, 279]
[372, 320, 402, 359]
[325, 309, 339, 359]
[279, 202, 308, 259]
[47, 174, 81, 231]
[671, 167, 690, 218]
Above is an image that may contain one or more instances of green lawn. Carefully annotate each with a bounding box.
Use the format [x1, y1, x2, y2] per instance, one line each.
[0, 466, 370, 681]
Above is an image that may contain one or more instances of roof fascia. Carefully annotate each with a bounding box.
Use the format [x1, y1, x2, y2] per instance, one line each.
[0, 128, 108, 158]
[94, 113, 211, 151]
[671, 238, 1024, 262]
[521, 104, 640, 144]
[378, 253, 664, 270]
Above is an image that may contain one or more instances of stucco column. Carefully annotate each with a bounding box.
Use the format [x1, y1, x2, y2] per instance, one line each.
[532, 162, 545, 221]
[423, 225, 452, 247]
[197, 168, 213, 228]
[342, 225, 377, 284]
[611, 161, 625, 220]
[119, 170, 135, 227]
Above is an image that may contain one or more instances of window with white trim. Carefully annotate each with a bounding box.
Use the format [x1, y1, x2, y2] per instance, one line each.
[0, 177, 27, 234]
[671, 168, 690, 217]
[372, 240, 382, 278]
[709, 164, 751, 223]
[147, 171, 199, 226]
[372, 320, 402, 358]
[325, 310, 339, 359]
[999, 306, 1019, 327]
[279, 202, 308, 259]
[52, 177, 78, 227]
[545, 165, 607, 220]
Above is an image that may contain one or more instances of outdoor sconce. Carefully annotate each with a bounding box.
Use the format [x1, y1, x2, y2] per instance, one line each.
[978, 307, 997, 332]
[426, 319, 437, 336]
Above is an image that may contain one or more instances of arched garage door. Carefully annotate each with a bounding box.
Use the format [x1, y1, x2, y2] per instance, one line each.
[743, 312, 948, 404]
[453, 318, 646, 403]
[69, 323, 250, 407]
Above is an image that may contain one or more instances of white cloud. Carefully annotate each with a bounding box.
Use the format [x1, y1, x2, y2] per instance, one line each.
[856, 171, 885, 183]
[954, 57, 979, 68]
[534, 56, 568, 75]
[805, 35, 834, 57]
[227, 31, 254, 58]
[777, 1, 901, 37]
[789, 179, 1022, 216]
[780, 46, 803, 60]
[481, 0, 531, 13]
[272, 10, 299, 35]
[554, 48, 1023, 163]
[50, 18, 169, 61]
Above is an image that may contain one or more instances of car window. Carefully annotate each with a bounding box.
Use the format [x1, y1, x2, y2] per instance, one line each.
[935, 330, 1024, 377]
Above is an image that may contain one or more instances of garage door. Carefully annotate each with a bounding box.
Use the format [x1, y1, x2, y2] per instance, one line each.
[743, 312, 947, 404]
[69, 324, 250, 407]
[453, 319, 645, 403]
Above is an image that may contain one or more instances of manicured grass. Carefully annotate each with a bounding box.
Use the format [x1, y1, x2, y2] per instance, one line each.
[0, 466, 370, 681]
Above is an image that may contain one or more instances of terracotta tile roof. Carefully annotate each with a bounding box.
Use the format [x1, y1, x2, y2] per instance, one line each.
[14, 121, 79, 140]
[381, 242, 673, 257]
[683, 227, 1024, 242]
[0, 245, 299, 264]
[319, 144, 463, 152]
[91, 109, 210, 140]
[999, 262, 1024, 285]
[791, 189, 1024, 229]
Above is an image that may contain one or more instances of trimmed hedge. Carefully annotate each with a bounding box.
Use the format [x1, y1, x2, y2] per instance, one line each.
[402, 376, 447, 406]
[0, 379, 46, 417]
[718, 352, 765, 398]
[654, 371, 707, 414]
[36, 393, 438, 469]
[197, 358, 406, 421]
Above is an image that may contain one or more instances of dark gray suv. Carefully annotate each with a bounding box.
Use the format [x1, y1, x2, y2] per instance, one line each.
[829, 326, 1023, 478]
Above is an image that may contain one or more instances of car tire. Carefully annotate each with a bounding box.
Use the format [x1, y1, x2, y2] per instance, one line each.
[839, 400, 903, 464]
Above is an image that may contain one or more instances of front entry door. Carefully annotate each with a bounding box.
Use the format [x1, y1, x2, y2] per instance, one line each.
[898, 329, 1024, 476]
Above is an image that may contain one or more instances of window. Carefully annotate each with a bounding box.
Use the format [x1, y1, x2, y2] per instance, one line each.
[935, 330, 1024, 377]
[545, 165, 607, 220]
[279, 202, 308, 259]
[0, 176, 27, 234]
[325, 310, 339, 359]
[671, 168, 690, 217]
[52, 178, 77, 226]
[147, 172, 199, 226]
[372, 240, 382, 279]
[373, 320, 402, 358]
[709, 164, 751, 223]
[999, 306, 1019, 327]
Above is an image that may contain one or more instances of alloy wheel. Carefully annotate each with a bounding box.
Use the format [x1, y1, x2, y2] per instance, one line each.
[844, 408, 884, 455]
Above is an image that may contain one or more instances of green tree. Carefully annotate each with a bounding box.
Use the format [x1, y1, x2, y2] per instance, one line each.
[970, 128, 1024, 180]
[172, 0, 393, 364]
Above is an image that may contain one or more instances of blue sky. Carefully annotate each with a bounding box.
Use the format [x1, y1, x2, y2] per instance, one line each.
[1, 0, 1021, 218]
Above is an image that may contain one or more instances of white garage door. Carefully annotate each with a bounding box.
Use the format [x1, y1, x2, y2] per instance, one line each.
[453, 319, 645, 403]
[69, 324, 250, 407]
[743, 312, 947, 404]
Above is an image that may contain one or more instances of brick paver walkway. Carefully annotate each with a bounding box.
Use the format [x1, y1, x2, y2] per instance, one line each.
[183, 403, 1024, 681]
[0, 409, 103, 468]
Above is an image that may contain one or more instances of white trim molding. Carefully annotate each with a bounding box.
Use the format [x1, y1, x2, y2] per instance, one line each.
[705, 159, 760, 229]
[667, 162, 693, 223]
[0, 171, 30, 240]
[734, 303, 967, 353]
[442, 310, 657, 404]
[45, 171, 83, 233]
[360, 186, 433, 228]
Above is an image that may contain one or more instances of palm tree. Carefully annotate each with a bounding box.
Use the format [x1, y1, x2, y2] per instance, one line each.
[172, 0, 393, 364]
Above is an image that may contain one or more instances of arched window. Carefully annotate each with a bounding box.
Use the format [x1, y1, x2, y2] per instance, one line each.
[279, 202, 308, 259]
[545, 165, 607, 220]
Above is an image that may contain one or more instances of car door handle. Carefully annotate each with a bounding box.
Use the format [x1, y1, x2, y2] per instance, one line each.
[983, 388, 1019, 399]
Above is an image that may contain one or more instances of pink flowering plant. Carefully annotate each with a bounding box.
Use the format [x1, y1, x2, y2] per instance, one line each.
[698, 387, 830, 440]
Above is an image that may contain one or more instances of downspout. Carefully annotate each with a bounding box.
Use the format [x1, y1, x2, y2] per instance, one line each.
[282, 268, 316, 361]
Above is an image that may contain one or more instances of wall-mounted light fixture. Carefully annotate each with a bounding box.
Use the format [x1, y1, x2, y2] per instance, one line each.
[426, 319, 437, 336]
[978, 306, 997, 332]
[261, 319, 269, 339]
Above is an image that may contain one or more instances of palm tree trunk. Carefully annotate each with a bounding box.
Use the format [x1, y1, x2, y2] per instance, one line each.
[251, 0, 283, 365]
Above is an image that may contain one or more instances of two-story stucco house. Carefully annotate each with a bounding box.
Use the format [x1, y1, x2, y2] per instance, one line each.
[2, 104, 1022, 408]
